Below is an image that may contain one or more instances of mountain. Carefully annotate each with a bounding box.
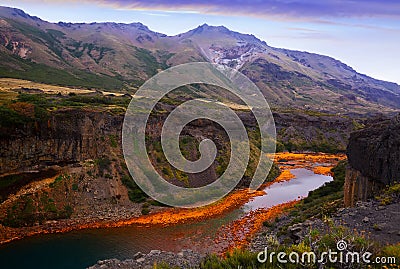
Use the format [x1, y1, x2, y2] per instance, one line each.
[0, 6, 400, 114]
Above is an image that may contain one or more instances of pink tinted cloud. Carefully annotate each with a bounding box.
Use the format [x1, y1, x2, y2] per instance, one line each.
[91, 0, 400, 20]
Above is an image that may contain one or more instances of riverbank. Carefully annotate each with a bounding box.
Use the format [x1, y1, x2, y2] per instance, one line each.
[0, 188, 257, 245]
[89, 249, 204, 269]
[87, 201, 300, 269]
[0, 153, 345, 246]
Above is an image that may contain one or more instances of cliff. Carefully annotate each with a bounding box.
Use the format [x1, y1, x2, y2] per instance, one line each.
[344, 114, 400, 206]
[0, 108, 355, 175]
[0, 104, 360, 229]
[0, 108, 123, 174]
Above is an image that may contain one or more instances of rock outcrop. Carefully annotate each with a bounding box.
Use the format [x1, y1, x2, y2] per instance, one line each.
[0, 108, 123, 174]
[0, 108, 356, 176]
[345, 114, 400, 206]
[273, 112, 355, 152]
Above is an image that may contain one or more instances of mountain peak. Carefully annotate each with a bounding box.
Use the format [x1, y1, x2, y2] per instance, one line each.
[0, 5, 399, 111]
[192, 23, 230, 34]
[0, 6, 41, 21]
[181, 23, 266, 46]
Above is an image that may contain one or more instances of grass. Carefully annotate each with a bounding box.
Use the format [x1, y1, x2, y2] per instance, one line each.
[381, 244, 400, 261]
[0, 56, 124, 90]
[8, 92, 130, 110]
[2, 92, 132, 130]
[1, 192, 73, 228]
[0, 51, 123, 90]
[155, 220, 397, 269]
[0, 92, 131, 138]
[1, 19, 124, 90]
[375, 181, 400, 205]
[0, 105, 32, 129]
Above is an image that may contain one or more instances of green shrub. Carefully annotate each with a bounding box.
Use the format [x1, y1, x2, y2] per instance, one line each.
[109, 135, 118, 148]
[128, 189, 147, 203]
[72, 183, 79, 191]
[375, 182, 400, 205]
[121, 175, 148, 203]
[96, 157, 111, 173]
[141, 207, 150, 215]
[0, 105, 31, 129]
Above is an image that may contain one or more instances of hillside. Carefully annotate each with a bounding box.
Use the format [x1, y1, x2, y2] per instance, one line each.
[0, 6, 400, 114]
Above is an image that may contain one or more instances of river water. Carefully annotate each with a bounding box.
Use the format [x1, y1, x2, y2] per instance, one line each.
[0, 168, 332, 269]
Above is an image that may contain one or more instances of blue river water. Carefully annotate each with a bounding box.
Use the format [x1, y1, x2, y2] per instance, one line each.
[0, 168, 332, 269]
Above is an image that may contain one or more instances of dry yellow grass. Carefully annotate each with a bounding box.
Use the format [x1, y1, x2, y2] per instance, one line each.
[0, 90, 18, 105]
[0, 78, 95, 95]
[0, 78, 129, 106]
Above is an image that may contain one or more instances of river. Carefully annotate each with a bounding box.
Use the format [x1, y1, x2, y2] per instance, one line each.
[0, 167, 333, 269]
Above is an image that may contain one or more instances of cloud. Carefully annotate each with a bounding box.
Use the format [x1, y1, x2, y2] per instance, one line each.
[88, 0, 400, 20]
[286, 27, 318, 32]
[142, 12, 170, 17]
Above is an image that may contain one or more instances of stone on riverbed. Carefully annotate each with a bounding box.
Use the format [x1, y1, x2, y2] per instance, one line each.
[88, 250, 203, 269]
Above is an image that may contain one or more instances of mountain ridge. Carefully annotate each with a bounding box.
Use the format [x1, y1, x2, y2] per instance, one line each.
[0, 6, 399, 114]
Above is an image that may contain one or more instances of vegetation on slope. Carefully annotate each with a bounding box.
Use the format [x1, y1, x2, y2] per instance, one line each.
[1, 174, 75, 227]
[154, 160, 399, 268]
[0, 52, 124, 90]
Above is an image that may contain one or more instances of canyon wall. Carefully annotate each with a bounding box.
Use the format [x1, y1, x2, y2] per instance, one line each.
[0, 108, 355, 175]
[0, 108, 123, 174]
[345, 114, 400, 206]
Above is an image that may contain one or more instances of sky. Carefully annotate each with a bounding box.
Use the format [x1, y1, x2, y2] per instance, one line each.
[1, 0, 399, 84]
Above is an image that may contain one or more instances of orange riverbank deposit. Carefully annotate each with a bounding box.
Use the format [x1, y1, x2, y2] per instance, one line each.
[0, 152, 346, 246]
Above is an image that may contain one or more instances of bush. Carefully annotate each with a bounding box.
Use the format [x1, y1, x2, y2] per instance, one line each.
[141, 207, 150, 215]
[72, 183, 79, 191]
[375, 182, 400, 205]
[0, 105, 31, 129]
[109, 135, 118, 148]
[96, 157, 111, 173]
[380, 244, 400, 260]
[128, 189, 147, 203]
[121, 175, 147, 203]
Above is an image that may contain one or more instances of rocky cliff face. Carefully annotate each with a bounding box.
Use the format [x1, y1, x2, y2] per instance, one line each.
[0, 108, 123, 174]
[0, 106, 360, 226]
[273, 112, 355, 153]
[345, 114, 400, 206]
[0, 108, 356, 175]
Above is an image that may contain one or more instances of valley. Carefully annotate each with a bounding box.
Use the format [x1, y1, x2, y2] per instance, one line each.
[0, 152, 341, 269]
[0, 5, 399, 269]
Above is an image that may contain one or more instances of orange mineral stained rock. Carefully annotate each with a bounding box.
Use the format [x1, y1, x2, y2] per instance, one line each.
[0, 187, 268, 245]
[215, 200, 299, 254]
[0, 153, 345, 246]
[271, 152, 346, 165]
[119, 188, 267, 227]
[312, 166, 334, 176]
[275, 169, 295, 182]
